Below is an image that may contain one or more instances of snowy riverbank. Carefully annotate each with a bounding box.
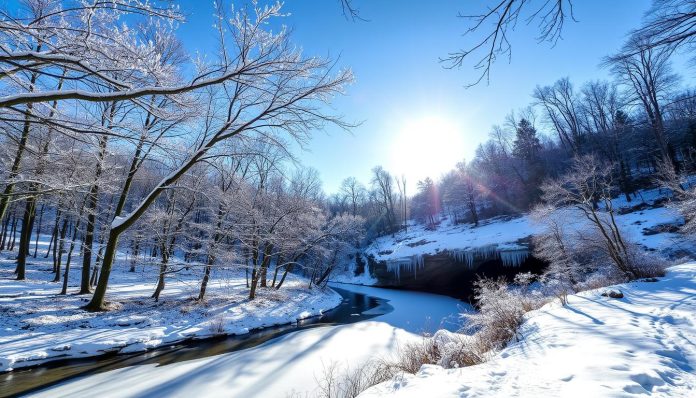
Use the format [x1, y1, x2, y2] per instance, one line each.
[12, 283, 465, 397]
[0, 259, 342, 372]
[362, 262, 696, 397]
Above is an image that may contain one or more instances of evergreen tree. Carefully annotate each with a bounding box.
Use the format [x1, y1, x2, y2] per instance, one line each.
[512, 119, 542, 162]
[512, 119, 544, 207]
[614, 110, 635, 201]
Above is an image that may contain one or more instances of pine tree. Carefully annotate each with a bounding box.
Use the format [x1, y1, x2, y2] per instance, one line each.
[512, 119, 544, 207]
[512, 119, 541, 162]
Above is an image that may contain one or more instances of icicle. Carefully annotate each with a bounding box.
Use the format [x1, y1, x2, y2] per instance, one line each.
[449, 249, 475, 268]
[475, 245, 498, 260]
[500, 249, 529, 267]
[449, 245, 497, 268]
[386, 255, 426, 281]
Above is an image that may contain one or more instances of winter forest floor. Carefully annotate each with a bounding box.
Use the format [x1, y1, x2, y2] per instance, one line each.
[0, 252, 341, 372]
[362, 263, 696, 397]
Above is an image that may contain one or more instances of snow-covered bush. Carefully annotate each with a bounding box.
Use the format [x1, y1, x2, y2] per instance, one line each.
[462, 276, 548, 353]
[626, 244, 667, 278]
[573, 269, 626, 292]
[431, 329, 479, 369]
[540, 155, 650, 281]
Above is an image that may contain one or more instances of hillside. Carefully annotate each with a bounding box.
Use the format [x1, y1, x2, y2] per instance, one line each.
[342, 188, 689, 286]
[361, 262, 696, 397]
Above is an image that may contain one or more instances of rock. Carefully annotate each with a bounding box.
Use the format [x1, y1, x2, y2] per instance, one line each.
[640, 277, 659, 283]
[601, 289, 624, 299]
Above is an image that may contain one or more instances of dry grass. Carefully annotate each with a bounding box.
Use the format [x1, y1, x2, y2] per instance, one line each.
[313, 360, 397, 398]
[208, 315, 225, 335]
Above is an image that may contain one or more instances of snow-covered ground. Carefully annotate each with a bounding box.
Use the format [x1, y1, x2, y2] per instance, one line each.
[330, 262, 379, 286]
[25, 321, 415, 398]
[362, 263, 696, 397]
[367, 205, 684, 264]
[0, 256, 341, 372]
[21, 283, 464, 397]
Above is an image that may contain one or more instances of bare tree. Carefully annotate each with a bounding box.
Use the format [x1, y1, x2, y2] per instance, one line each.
[531, 204, 579, 293]
[370, 166, 397, 233]
[340, 177, 366, 217]
[444, 0, 575, 86]
[84, 3, 353, 311]
[608, 40, 680, 168]
[540, 155, 642, 279]
[533, 78, 583, 154]
[620, 0, 696, 61]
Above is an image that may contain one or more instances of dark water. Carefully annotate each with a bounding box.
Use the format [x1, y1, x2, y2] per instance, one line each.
[0, 287, 393, 398]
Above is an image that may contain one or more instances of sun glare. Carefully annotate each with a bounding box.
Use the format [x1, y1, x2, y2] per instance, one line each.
[389, 114, 465, 183]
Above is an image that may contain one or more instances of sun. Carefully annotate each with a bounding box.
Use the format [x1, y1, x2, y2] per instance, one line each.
[389, 114, 465, 183]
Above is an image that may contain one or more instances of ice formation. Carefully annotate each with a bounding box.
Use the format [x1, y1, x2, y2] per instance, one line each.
[386, 254, 425, 281]
[499, 249, 529, 267]
[449, 245, 529, 268]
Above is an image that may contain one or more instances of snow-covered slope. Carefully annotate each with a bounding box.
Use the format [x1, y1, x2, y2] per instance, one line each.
[361, 263, 696, 397]
[366, 192, 685, 267]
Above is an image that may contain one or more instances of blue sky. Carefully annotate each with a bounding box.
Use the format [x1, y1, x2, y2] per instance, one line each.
[176, 1, 684, 193]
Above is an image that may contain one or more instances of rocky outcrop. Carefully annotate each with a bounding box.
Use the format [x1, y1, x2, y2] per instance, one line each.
[367, 241, 546, 301]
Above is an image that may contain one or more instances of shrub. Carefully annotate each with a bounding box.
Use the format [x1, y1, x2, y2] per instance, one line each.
[314, 360, 396, 398]
[208, 315, 226, 335]
[462, 276, 547, 352]
[626, 244, 667, 278]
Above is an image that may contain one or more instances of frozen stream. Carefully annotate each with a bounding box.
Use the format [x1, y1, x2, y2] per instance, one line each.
[2, 283, 467, 397]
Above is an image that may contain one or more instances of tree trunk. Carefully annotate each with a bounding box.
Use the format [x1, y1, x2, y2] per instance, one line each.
[45, 209, 60, 258]
[53, 217, 69, 282]
[276, 263, 295, 290]
[80, 136, 108, 294]
[249, 242, 272, 299]
[85, 228, 120, 311]
[90, 263, 99, 287]
[33, 203, 44, 257]
[270, 255, 283, 288]
[259, 244, 273, 288]
[152, 252, 168, 301]
[0, 209, 10, 250]
[129, 239, 140, 272]
[198, 252, 216, 301]
[0, 72, 39, 225]
[9, 213, 18, 251]
[51, 215, 59, 271]
[15, 198, 36, 279]
[61, 212, 84, 294]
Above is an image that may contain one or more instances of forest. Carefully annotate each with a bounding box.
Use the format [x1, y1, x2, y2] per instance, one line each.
[1, 1, 696, 397]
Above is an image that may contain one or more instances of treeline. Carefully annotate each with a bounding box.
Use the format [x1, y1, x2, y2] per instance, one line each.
[332, 42, 695, 232]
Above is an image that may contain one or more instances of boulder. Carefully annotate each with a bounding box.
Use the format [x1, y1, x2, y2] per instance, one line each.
[601, 289, 624, 299]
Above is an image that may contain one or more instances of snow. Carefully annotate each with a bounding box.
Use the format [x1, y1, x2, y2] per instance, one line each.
[25, 322, 417, 398]
[362, 263, 696, 397]
[366, 215, 534, 263]
[330, 253, 379, 286]
[3, 189, 694, 396]
[365, 191, 687, 272]
[0, 254, 342, 372]
[330, 269, 378, 285]
[21, 284, 465, 398]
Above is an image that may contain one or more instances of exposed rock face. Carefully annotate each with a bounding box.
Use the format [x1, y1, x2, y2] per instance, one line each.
[368, 243, 547, 301]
